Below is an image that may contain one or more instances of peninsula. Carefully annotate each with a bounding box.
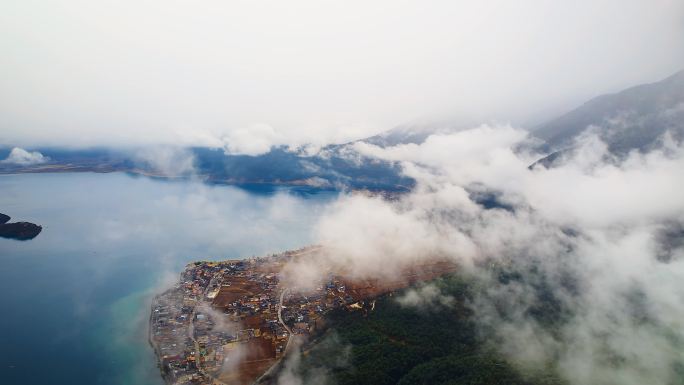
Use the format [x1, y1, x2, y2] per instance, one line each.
[149, 247, 456, 385]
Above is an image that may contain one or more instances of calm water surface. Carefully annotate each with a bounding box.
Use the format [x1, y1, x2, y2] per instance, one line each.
[0, 173, 336, 385]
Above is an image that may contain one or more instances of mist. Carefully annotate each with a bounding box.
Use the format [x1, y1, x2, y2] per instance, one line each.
[278, 124, 684, 384]
[2, 0, 683, 152]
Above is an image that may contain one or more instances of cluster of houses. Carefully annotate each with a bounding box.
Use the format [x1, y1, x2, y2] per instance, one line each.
[281, 275, 371, 335]
[150, 269, 210, 384]
[150, 247, 455, 385]
[150, 254, 296, 385]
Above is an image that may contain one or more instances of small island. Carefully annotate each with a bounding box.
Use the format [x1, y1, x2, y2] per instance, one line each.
[0, 212, 42, 240]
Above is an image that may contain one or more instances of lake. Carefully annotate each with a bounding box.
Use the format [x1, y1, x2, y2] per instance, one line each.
[0, 172, 336, 385]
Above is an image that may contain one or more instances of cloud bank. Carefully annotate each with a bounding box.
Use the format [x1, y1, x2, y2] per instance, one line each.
[283, 124, 684, 384]
[1, 1, 683, 150]
[1, 147, 47, 165]
[396, 283, 455, 311]
[221, 124, 285, 156]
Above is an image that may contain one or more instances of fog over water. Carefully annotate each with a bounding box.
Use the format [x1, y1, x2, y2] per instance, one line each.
[0, 172, 335, 385]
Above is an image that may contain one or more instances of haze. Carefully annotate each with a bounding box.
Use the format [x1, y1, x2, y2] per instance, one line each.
[1, 0, 683, 152]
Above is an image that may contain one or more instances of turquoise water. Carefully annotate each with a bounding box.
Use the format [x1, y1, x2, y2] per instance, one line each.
[0, 173, 336, 385]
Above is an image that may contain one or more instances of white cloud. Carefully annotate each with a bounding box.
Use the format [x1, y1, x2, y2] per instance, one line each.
[396, 284, 455, 310]
[1, 0, 682, 148]
[222, 123, 286, 156]
[281, 125, 684, 384]
[133, 146, 196, 176]
[1, 147, 47, 165]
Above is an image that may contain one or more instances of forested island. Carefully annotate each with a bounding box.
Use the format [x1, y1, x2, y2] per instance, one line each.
[0, 212, 42, 240]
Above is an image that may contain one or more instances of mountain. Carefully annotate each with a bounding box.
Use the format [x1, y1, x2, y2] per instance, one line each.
[265, 274, 563, 385]
[535, 70, 684, 153]
[3, 71, 681, 188]
[0, 144, 414, 192]
[190, 146, 414, 191]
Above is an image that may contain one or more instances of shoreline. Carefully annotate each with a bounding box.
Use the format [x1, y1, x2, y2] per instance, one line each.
[148, 247, 317, 385]
[148, 246, 457, 385]
[0, 168, 411, 194]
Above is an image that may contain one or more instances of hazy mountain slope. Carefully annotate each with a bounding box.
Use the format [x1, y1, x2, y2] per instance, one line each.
[191, 146, 414, 191]
[0, 145, 414, 192]
[535, 70, 684, 153]
[361, 124, 458, 147]
[274, 274, 563, 385]
[4, 71, 682, 187]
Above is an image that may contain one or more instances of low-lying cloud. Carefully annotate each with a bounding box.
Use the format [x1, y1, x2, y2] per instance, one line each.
[222, 124, 287, 156]
[396, 283, 455, 310]
[2, 1, 683, 149]
[276, 334, 350, 385]
[283, 124, 684, 384]
[133, 146, 197, 176]
[1, 147, 47, 165]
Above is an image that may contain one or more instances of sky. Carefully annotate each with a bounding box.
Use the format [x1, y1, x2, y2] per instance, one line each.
[1, 0, 683, 152]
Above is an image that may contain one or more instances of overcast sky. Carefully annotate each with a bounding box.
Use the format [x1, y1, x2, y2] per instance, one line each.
[1, 0, 683, 150]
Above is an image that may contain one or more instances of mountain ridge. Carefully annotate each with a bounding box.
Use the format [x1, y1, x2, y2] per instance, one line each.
[534, 69, 684, 153]
[2, 69, 682, 188]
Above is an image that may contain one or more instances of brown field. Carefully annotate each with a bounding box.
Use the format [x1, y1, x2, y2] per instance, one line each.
[243, 337, 276, 361]
[218, 358, 276, 385]
[215, 338, 277, 385]
[212, 278, 262, 307]
[343, 260, 458, 300]
[211, 254, 456, 384]
[243, 315, 263, 329]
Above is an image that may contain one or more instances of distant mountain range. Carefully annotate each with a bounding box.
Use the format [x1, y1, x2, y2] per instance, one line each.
[0, 144, 416, 192]
[535, 70, 684, 154]
[2, 70, 682, 190]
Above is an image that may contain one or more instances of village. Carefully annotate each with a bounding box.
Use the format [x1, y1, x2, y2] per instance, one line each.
[149, 247, 457, 385]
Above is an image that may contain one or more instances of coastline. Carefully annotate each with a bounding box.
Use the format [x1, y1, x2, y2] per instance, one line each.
[148, 247, 457, 385]
[0, 167, 412, 194]
[148, 248, 315, 385]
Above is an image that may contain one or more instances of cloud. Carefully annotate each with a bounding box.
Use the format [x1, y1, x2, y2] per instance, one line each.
[277, 334, 350, 385]
[222, 124, 286, 156]
[133, 146, 196, 176]
[281, 124, 684, 384]
[1, 1, 683, 148]
[396, 284, 455, 310]
[1, 147, 48, 165]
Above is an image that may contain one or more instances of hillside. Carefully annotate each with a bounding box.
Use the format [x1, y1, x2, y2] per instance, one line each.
[0, 145, 414, 192]
[535, 70, 684, 153]
[274, 274, 563, 385]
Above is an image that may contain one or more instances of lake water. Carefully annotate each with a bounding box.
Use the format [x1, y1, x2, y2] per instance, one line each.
[0, 173, 336, 385]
